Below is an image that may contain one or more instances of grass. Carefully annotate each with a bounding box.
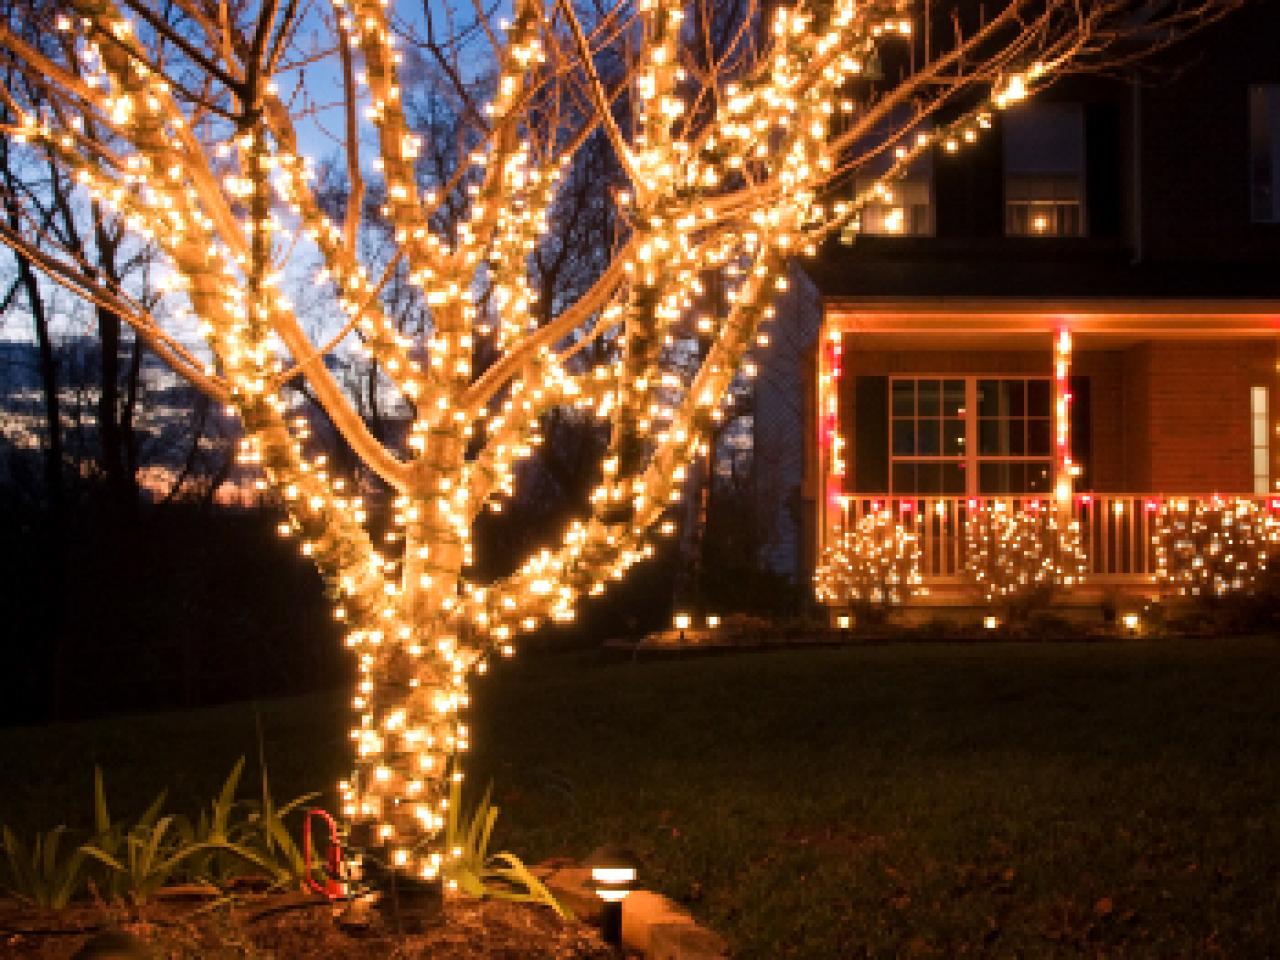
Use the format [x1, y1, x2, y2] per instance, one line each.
[3, 638, 1280, 957]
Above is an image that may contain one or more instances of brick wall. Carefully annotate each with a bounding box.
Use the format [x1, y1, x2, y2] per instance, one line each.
[1137, 341, 1270, 492]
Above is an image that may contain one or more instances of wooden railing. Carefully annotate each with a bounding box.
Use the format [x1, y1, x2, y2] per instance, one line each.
[830, 493, 1280, 583]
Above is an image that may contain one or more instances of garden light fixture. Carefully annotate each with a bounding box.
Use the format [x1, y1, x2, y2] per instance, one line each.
[587, 845, 638, 947]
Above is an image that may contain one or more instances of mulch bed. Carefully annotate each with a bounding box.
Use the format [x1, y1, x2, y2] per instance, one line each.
[0, 893, 618, 959]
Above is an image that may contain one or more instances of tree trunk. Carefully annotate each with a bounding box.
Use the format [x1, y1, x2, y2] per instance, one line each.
[92, 206, 136, 515]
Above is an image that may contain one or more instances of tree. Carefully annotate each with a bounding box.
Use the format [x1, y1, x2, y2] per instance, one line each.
[0, 0, 1239, 888]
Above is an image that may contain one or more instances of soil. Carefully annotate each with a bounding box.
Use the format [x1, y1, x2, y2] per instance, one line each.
[0, 893, 619, 959]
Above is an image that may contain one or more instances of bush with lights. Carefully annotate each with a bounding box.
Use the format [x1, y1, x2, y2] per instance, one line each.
[963, 501, 1087, 616]
[814, 508, 925, 619]
[1154, 497, 1280, 599]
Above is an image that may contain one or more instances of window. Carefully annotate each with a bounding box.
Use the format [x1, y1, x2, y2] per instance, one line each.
[1003, 104, 1085, 237]
[855, 175, 935, 236]
[890, 378, 966, 493]
[847, 111, 936, 237]
[976, 378, 1053, 494]
[1252, 385, 1270, 494]
[889, 376, 1053, 495]
[1249, 85, 1280, 223]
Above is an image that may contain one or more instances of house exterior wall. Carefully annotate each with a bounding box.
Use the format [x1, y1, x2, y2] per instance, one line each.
[750, 263, 824, 581]
[1137, 341, 1272, 492]
[1075, 350, 1125, 492]
[1139, 2, 1280, 264]
[759, 4, 1280, 594]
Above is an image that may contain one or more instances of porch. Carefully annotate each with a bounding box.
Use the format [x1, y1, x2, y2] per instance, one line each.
[812, 300, 1280, 608]
[829, 493, 1280, 605]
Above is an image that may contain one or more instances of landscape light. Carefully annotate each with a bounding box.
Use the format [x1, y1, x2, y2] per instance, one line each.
[983, 615, 1000, 630]
[587, 845, 638, 947]
[706, 614, 720, 629]
[1121, 613, 1140, 633]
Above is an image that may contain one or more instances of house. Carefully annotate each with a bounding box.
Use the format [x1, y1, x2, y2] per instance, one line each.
[753, 2, 1280, 614]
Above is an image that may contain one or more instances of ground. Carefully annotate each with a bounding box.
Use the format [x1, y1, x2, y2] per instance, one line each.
[2, 638, 1279, 958]
[0, 895, 612, 958]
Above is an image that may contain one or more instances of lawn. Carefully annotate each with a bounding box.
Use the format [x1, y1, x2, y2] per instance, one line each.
[3, 638, 1279, 957]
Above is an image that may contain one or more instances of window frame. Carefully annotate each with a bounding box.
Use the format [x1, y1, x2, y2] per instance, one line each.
[888, 375, 1056, 497]
[1249, 84, 1280, 224]
[855, 174, 936, 237]
[1002, 103, 1088, 238]
[1252, 385, 1270, 494]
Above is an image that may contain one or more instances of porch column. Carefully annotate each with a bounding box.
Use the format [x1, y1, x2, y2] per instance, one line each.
[819, 325, 846, 543]
[1053, 327, 1074, 515]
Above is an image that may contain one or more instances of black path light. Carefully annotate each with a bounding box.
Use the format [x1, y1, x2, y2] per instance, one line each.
[586, 844, 639, 947]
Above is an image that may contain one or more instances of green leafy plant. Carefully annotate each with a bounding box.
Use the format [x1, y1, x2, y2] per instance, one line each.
[80, 763, 267, 902]
[0, 825, 85, 908]
[3, 759, 323, 909]
[236, 761, 319, 888]
[81, 812, 202, 902]
[181, 757, 285, 886]
[442, 777, 570, 919]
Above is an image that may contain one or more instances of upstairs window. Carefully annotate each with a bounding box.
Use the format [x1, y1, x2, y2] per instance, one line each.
[1003, 104, 1086, 237]
[855, 171, 935, 236]
[1249, 85, 1280, 223]
[847, 113, 936, 237]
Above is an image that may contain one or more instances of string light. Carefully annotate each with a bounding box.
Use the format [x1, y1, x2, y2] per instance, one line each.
[1154, 497, 1280, 597]
[814, 507, 926, 607]
[963, 499, 1087, 606]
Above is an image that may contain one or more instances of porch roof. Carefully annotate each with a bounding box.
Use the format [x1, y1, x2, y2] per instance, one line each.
[822, 297, 1280, 339]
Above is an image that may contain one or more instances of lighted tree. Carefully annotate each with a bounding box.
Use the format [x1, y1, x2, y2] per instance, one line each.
[0, 0, 1239, 886]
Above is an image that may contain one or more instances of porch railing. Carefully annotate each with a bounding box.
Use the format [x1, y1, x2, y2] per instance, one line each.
[831, 494, 1280, 583]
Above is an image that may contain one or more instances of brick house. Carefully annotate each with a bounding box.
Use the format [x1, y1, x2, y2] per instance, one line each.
[753, 3, 1280, 612]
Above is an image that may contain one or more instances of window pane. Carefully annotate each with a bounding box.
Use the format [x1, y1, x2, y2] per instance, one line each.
[979, 462, 1008, 494]
[892, 381, 914, 416]
[979, 419, 1005, 456]
[1027, 419, 1051, 456]
[977, 380, 999, 418]
[892, 462, 917, 493]
[1027, 462, 1052, 493]
[917, 462, 941, 492]
[1006, 381, 1025, 417]
[918, 379, 941, 417]
[892, 419, 915, 456]
[1027, 380, 1051, 417]
[943, 380, 965, 417]
[1250, 85, 1280, 223]
[943, 418, 965, 456]
[918, 419, 940, 456]
[942, 463, 966, 494]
